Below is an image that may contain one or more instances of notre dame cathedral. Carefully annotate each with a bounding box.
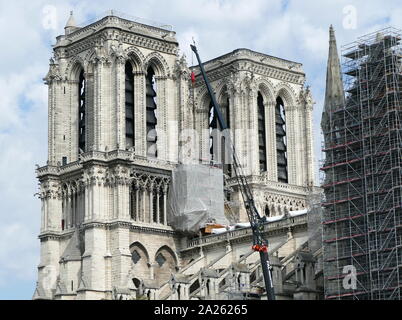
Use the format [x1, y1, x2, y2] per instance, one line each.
[33, 12, 322, 300]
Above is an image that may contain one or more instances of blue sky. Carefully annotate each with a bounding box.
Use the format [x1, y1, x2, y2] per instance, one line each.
[0, 0, 401, 300]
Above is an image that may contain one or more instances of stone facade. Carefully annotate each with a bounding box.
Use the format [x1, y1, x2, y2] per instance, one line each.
[33, 13, 320, 300]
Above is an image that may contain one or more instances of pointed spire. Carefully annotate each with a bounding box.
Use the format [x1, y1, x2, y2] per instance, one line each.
[65, 11, 77, 35]
[321, 25, 345, 131]
[329, 24, 336, 42]
[65, 11, 76, 28]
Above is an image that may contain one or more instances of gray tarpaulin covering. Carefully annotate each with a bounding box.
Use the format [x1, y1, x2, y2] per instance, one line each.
[168, 164, 228, 234]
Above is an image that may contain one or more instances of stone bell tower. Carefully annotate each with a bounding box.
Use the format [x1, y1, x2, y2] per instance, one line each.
[190, 49, 316, 221]
[33, 12, 190, 300]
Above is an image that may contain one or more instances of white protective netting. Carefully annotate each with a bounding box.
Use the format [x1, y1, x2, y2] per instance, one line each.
[168, 164, 228, 234]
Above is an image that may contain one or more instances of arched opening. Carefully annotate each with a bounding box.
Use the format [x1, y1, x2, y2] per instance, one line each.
[129, 183, 138, 221]
[276, 97, 288, 183]
[257, 92, 267, 172]
[61, 184, 68, 230]
[78, 69, 86, 153]
[158, 190, 165, 224]
[154, 246, 177, 284]
[130, 242, 150, 279]
[71, 182, 78, 227]
[208, 100, 217, 161]
[189, 279, 200, 295]
[130, 176, 166, 225]
[208, 96, 231, 174]
[125, 62, 135, 149]
[264, 206, 271, 217]
[145, 66, 158, 157]
[220, 96, 231, 176]
[152, 186, 158, 223]
[132, 278, 141, 289]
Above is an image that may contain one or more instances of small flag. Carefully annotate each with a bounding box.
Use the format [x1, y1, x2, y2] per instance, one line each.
[191, 71, 196, 85]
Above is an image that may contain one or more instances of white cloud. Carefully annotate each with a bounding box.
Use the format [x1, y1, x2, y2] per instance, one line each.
[0, 0, 401, 298]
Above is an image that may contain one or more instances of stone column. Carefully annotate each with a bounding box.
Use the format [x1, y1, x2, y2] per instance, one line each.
[99, 178, 108, 221]
[47, 79, 56, 164]
[115, 58, 125, 150]
[116, 178, 130, 221]
[94, 59, 112, 152]
[79, 186, 84, 225]
[155, 76, 167, 161]
[248, 88, 259, 176]
[138, 185, 145, 222]
[41, 197, 47, 232]
[66, 188, 72, 228]
[92, 178, 100, 221]
[156, 190, 160, 224]
[286, 105, 297, 185]
[234, 90, 244, 168]
[86, 71, 95, 150]
[134, 72, 146, 156]
[305, 104, 315, 186]
[67, 79, 79, 162]
[150, 263, 156, 280]
[266, 101, 276, 181]
[270, 255, 283, 294]
[163, 187, 168, 226]
[62, 192, 66, 229]
[293, 105, 303, 186]
[88, 178, 94, 221]
[93, 61, 101, 152]
[197, 109, 209, 163]
[241, 91, 248, 172]
[135, 186, 139, 221]
[176, 62, 190, 161]
[47, 188, 55, 232]
[84, 182, 89, 221]
[149, 185, 154, 223]
[71, 188, 75, 227]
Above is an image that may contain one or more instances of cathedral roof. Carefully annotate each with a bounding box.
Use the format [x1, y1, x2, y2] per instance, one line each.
[142, 279, 160, 289]
[232, 263, 250, 273]
[201, 268, 220, 278]
[296, 251, 316, 263]
[172, 274, 191, 284]
[190, 48, 305, 77]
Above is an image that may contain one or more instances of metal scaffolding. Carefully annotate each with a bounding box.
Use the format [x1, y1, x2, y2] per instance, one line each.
[321, 27, 402, 300]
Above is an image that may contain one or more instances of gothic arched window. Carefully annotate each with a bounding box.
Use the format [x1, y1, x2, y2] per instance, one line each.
[152, 188, 158, 223]
[264, 206, 271, 217]
[159, 191, 165, 224]
[257, 92, 267, 172]
[209, 97, 231, 175]
[78, 70, 86, 153]
[276, 97, 288, 183]
[130, 184, 138, 221]
[221, 97, 231, 176]
[208, 100, 217, 160]
[145, 66, 158, 157]
[125, 62, 135, 149]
